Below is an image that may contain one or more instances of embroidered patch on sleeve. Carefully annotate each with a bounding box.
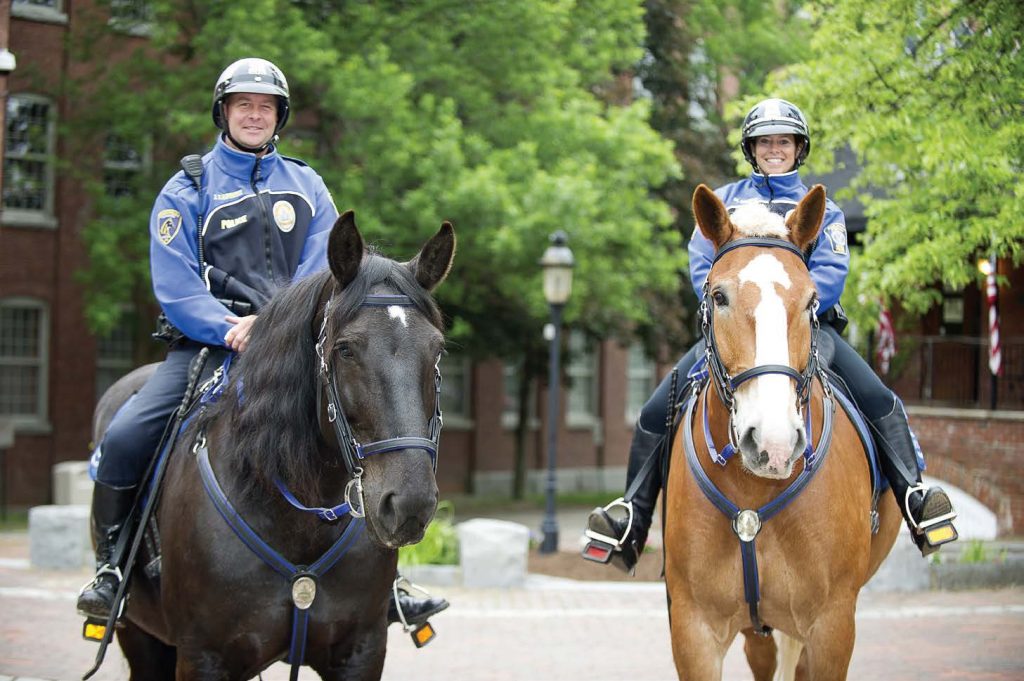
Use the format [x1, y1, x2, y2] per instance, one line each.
[825, 222, 848, 255]
[157, 209, 182, 246]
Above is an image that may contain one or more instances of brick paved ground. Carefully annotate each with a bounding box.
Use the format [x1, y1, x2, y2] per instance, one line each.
[2, 531, 1023, 681]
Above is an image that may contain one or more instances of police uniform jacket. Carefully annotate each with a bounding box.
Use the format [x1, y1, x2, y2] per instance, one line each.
[688, 169, 849, 317]
[150, 136, 339, 348]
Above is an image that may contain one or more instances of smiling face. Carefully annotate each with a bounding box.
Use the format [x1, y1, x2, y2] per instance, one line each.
[752, 134, 799, 175]
[223, 92, 278, 150]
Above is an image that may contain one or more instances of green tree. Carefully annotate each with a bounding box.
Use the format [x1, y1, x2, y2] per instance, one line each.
[766, 0, 1024, 316]
[70, 0, 681, 496]
[638, 0, 811, 348]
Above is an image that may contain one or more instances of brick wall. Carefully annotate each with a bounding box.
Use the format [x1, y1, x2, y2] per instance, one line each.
[908, 406, 1024, 537]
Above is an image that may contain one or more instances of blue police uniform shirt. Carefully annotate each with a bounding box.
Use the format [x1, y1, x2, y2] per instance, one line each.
[150, 136, 339, 348]
[687, 169, 849, 315]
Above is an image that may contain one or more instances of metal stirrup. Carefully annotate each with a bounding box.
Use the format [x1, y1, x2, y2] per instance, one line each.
[583, 497, 634, 550]
[905, 484, 958, 531]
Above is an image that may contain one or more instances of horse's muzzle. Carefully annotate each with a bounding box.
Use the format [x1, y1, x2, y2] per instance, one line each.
[738, 424, 807, 479]
[374, 486, 439, 548]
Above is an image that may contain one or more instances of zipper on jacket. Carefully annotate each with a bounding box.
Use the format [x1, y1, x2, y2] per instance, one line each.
[251, 157, 275, 283]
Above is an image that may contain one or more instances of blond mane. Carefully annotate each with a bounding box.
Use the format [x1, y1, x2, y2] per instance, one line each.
[730, 203, 789, 239]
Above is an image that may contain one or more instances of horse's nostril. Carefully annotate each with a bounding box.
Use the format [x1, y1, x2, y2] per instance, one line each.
[757, 450, 769, 467]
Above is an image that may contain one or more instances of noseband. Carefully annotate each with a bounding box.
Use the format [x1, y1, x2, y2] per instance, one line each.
[315, 293, 444, 518]
[700, 237, 821, 425]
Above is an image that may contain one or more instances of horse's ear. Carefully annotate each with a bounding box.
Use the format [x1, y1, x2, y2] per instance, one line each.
[692, 184, 733, 249]
[407, 222, 456, 291]
[328, 210, 364, 289]
[786, 184, 827, 251]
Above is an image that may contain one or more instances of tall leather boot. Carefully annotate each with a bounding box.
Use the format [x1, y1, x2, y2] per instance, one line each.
[76, 482, 137, 619]
[582, 424, 664, 573]
[872, 403, 958, 556]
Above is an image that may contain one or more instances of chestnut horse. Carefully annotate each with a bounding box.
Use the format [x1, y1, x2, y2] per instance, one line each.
[663, 185, 900, 680]
[88, 212, 455, 680]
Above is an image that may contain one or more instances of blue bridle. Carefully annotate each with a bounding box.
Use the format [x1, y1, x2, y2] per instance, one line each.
[194, 288, 444, 680]
[687, 236, 837, 636]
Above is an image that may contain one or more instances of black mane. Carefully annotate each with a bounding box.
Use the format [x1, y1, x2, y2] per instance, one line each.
[196, 251, 443, 500]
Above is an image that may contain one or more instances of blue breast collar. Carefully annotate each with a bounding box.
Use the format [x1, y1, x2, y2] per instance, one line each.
[681, 380, 836, 636]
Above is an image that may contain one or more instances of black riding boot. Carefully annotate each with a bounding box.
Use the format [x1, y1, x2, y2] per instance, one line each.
[872, 404, 958, 556]
[76, 482, 137, 619]
[387, 576, 449, 627]
[582, 424, 664, 574]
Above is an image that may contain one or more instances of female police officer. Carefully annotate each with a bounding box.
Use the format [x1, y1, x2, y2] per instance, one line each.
[584, 98, 957, 574]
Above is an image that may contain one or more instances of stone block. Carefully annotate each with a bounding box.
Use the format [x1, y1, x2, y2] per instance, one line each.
[457, 518, 530, 588]
[29, 505, 91, 570]
[53, 461, 93, 506]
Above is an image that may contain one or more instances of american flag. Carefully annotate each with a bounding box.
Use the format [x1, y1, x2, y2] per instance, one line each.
[987, 261, 1002, 376]
[876, 305, 896, 375]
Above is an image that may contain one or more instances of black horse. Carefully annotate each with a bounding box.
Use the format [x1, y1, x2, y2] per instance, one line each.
[94, 212, 455, 680]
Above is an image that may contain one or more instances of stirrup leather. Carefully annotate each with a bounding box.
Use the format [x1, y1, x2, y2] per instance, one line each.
[905, 484, 958, 549]
[391, 576, 439, 648]
[581, 497, 633, 564]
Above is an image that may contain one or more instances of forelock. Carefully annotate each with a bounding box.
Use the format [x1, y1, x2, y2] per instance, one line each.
[730, 204, 789, 239]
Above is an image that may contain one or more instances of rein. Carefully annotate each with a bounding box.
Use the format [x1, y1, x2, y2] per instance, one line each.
[688, 236, 837, 635]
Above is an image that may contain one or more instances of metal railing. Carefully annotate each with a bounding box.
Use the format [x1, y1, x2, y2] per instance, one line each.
[881, 335, 1023, 410]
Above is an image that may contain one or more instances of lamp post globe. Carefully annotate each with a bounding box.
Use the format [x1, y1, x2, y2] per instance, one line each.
[539, 230, 574, 554]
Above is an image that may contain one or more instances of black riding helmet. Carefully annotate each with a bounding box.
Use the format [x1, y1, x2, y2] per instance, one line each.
[740, 98, 810, 171]
[211, 58, 290, 137]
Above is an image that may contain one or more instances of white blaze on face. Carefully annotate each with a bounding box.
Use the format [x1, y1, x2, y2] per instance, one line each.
[736, 253, 801, 472]
[388, 305, 409, 328]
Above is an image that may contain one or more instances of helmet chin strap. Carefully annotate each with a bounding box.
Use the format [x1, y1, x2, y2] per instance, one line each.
[223, 131, 278, 155]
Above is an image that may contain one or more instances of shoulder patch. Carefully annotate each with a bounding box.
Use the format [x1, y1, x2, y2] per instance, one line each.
[157, 209, 182, 245]
[824, 222, 848, 255]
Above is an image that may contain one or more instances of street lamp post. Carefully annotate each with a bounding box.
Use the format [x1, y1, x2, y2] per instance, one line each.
[539, 231, 574, 555]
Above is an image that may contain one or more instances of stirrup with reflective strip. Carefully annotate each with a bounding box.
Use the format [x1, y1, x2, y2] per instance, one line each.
[581, 497, 634, 564]
[391, 576, 439, 648]
[906, 484, 959, 553]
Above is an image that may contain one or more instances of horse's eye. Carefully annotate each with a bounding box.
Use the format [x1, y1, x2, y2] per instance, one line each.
[806, 295, 819, 312]
[712, 290, 728, 307]
[335, 341, 355, 359]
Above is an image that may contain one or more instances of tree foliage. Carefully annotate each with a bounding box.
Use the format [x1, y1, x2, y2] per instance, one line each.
[765, 0, 1024, 316]
[71, 0, 680, 368]
[638, 0, 811, 349]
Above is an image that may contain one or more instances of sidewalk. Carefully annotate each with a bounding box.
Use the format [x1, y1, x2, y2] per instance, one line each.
[2, 529, 1024, 681]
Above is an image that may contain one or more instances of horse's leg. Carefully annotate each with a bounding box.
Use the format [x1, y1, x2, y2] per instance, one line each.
[800, 603, 857, 680]
[740, 628, 777, 681]
[309, 626, 387, 681]
[770, 631, 803, 681]
[117, 621, 176, 681]
[668, 602, 731, 681]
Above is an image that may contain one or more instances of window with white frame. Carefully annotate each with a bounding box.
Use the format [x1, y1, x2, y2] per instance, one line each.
[625, 343, 656, 424]
[566, 330, 598, 427]
[0, 299, 49, 425]
[439, 353, 471, 426]
[103, 133, 146, 199]
[4, 94, 57, 226]
[96, 318, 135, 401]
[12, 0, 68, 25]
[108, 0, 153, 35]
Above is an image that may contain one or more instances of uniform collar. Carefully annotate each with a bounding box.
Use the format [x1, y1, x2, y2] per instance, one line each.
[212, 135, 280, 181]
[749, 169, 805, 196]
